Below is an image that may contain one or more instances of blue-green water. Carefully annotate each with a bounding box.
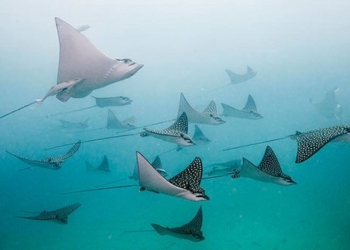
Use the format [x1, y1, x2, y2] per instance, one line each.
[1, 1, 350, 249]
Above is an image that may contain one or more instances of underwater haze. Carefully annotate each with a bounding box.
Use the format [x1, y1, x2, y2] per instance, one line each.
[1, 0, 350, 249]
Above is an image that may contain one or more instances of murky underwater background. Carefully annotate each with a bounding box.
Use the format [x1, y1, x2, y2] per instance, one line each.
[1, 0, 350, 249]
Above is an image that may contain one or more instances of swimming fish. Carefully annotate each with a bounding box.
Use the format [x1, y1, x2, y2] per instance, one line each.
[140, 112, 194, 146]
[310, 87, 342, 120]
[152, 206, 204, 242]
[221, 95, 263, 119]
[295, 125, 350, 163]
[192, 125, 211, 145]
[137, 151, 209, 201]
[59, 119, 89, 129]
[177, 93, 225, 125]
[225, 65, 257, 85]
[76, 24, 90, 32]
[107, 109, 135, 129]
[85, 155, 111, 172]
[131, 155, 168, 180]
[54, 17, 143, 101]
[92, 96, 132, 107]
[205, 159, 242, 176]
[36, 79, 85, 105]
[232, 146, 296, 186]
[6, 140, 81, 170]
[16, 203, 81, 224]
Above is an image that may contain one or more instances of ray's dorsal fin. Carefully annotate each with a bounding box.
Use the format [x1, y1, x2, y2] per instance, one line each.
[295, 125, 350, 163]
[242, 95, 257, 112]
[258, 146, 282, 176]
[97, 155, 110, 172]
[151, 155, 162, 170]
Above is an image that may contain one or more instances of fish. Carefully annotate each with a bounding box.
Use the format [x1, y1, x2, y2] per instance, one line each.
[232, 146, 296, 186]
[6, 140, 81, 170]
[36, 79, 85, 105]
[177, 93, 225, 125]
[85, 155, 111, 173]
[92, 96, 132, 107]
[225, 65, 257, 84]
[310, 87, 342, 120]
[106, 109, 135, 129]
[151, 206, 204, 242]
[137, 151, 209, 201]
[54, 17, 143, 101]
[16, 203, 81, 224]
[75, 24, 90, 32]
[140, 112, 194, 147]
[192, 125, 211, 145]
[131, 155, 168, 180]
[295, 125, 350, 163]
[59, 118, 89, 129]
[221, 95, 263, 119]
[206, 159, 242, 176]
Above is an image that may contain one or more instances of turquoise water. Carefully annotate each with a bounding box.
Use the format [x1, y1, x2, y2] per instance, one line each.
[1, 1, 350, 249]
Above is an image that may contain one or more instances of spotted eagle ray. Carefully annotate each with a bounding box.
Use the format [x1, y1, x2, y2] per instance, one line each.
[192, 125, 211, 145]
[310, 87, 342, 120]
[6, 140, 81, 170]
[294, 125, 350, 163]
[151, 206, 204, 241]
[225, 65, 257, 85]
[131, 155, 167, 180]
[140, 112, 194, 146]
[107, 109, 135, 129]
[54, 17, 143, 101]
[177, 93, 225, 125]
[137, 151, 209, 201]
[16, 203, 81, 224]
[221, 95, 263, 119]
[205, 159, 242, 177]
[86, 155, 111, 172]
[232, 146, 296, 186]
[59, 119, 89, 129]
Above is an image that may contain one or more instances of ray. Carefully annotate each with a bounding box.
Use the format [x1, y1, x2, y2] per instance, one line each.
[0, 101, 36, 120]
[205, 159, 242, 176]
[93, 96, 132, 107]
[225, 65, 257, 85]
[140, 112, 195, 146]
[137, 152, 209, 201]
[54, 17, 143, 101]
[131, 155, 168, 181]
[59, 118, 89, 129]
[192, 125, 211, 145]
[177, 93, 225, 125]
[16, 203, 81, 224]
[221, 94, 263, 119]
[86, 155, 111, 173]
[107, 109, 135, 129]
[232, 146, 296, 186]
[151, 206, 204, 241]
[7, 140, 81, 170]
[295, 125, 350, 163]
[310, 87, 342, 120]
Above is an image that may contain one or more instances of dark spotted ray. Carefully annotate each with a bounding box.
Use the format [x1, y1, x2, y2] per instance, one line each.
[54, 17, 143, 101]
[137, 151, 209, 201]
[192, 125, 211, 145]
[6, 140, 81, 170]
[233, 146, 296, 186]
[295, 125, 350, 163]
[16, 203, 81, 224]
[93, 96, 132, 107]
[221, 94, 263, 119]
[140, 112, 194, 147]
[59, 119, 89, 129]
[225, 65, 257, 85]
[310, 87, 342, 120]
[86, 155, 111, 172]
[177, 93, 225, 125]
[151, 206, 204, 242]
[205, 159, 242, 176]
[107, 109, 135, 129]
